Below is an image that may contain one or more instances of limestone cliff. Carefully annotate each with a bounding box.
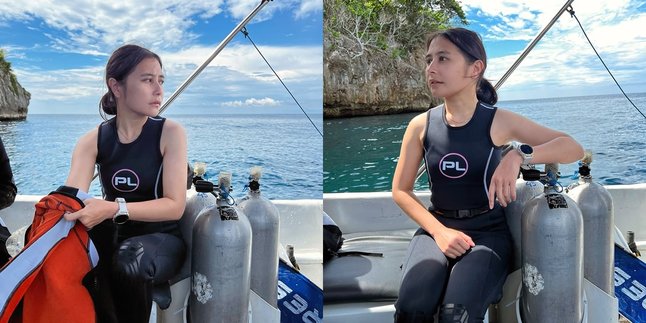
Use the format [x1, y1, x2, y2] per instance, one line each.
[323, 33, 438, 118]
[0, 52, 29, 120]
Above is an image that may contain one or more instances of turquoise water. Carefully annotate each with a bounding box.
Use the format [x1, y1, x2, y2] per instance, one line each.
[0, 114, 323, 200]
[324, 93, 646, 193]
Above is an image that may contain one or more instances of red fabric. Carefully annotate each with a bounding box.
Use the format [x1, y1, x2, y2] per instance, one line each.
[0, 193, 96, 323]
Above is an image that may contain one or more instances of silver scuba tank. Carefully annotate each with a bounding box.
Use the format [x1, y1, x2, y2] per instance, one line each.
[190, 172, 252, 323]
[179, 162, 217, 276]
[237, 166, 280, 307]
[521, 164, 584, 323]
[566, 151, 614, 295]
[505, 167, 543, 271]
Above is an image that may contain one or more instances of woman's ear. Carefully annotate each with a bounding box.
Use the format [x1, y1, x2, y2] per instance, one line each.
[108, 78, 122, 99]
[470, 60, 485, 78]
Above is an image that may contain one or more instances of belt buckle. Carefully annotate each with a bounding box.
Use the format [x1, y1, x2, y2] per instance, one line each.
[457, 209, 471, 218]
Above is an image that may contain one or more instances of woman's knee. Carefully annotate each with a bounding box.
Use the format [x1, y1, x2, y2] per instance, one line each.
[397, 233, 449, 315]
[112, 233, 186, 282]
[113, 238, 150, 281]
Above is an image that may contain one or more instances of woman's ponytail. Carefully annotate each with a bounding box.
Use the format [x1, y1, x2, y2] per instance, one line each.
[477, 78, 497, 105]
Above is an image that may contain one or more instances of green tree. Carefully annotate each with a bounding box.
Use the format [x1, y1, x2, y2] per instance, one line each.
[325, 0, 467, 58]
[0, 49, 20, 94]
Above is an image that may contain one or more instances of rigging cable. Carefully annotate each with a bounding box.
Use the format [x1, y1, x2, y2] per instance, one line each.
[241, 27, 323, 137]
[566, 5, 646, 121]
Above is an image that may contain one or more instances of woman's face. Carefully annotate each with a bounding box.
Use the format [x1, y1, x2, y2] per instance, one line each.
[119, 57, 164, 117]
[425, 36, 478, 99]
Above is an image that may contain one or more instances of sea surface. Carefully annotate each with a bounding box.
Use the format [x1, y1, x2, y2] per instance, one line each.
[0, 114, 323, 200]
[324, 93, 646, 193]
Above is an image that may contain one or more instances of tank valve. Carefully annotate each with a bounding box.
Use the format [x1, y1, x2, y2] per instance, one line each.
[628, 231, 641, 257]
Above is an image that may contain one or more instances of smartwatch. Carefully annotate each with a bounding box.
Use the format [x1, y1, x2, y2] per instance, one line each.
[113, 197, 129, 224]
[513, 141, 534, 165]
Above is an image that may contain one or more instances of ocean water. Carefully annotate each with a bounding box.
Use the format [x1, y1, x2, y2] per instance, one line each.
[0, 114, 323, 200]
[324, 93, 646, 193]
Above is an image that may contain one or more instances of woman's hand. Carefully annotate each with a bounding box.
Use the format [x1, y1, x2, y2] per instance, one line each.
[433, 226, 475, 259]
[64, 198, 117, 229]
[488, 151, 523, 209]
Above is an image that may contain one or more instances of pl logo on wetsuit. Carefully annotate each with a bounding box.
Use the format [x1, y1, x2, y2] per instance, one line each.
[439, 153, 468, 179]
[112, 169, 140, 192]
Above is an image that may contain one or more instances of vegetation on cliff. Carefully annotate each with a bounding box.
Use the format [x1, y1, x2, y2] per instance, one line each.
[0, 49, 19, 95]
[324, 0, 468, 117]
[325, 0, 466, 60]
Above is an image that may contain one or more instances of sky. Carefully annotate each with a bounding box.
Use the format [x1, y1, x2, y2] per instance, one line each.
[2, 0, 644, 114]
[0, 0, 322, 115]
[459, 0, 646, 101]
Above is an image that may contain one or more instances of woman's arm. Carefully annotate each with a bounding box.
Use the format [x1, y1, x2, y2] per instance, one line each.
[65, 128, 99, 192]
[392, 113, 474, 258]
[65, 121, 188, 228]
[488, 109, 585, 208]
[0, 137, 17, 210]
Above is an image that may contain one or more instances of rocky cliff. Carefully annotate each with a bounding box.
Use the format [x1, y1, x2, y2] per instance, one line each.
[323, 33, 442, 118]
[0, 53, 29, 120]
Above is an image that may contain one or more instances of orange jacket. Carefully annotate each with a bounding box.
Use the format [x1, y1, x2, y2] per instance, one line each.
[0, 191, 97, 323]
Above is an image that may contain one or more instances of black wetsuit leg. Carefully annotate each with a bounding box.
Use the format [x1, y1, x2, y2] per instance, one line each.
[111, 232, 185, 323]
[395, 228, 449, 323]
[395, 207, 512, 323]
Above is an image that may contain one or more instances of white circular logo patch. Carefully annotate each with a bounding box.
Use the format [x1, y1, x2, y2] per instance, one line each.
[111, 169, 140, 192]
[439, 153, 468, 179]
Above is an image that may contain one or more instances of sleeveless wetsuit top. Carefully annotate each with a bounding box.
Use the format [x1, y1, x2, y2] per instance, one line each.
[96, 116, 179, 236]
[423, 102, 502, 210]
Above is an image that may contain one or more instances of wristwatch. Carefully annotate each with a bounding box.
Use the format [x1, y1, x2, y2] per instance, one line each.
[113, 197, 129, 224]
[512, 141, 534, 165]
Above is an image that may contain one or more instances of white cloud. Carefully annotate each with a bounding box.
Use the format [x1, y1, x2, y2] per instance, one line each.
[222, 97, 280, 107]
[0, 0, 225, 53]
[0, 0, 319, 55]
[225, 0, 320, 21]
[1, 0, 322, 114]
[12, 44, 321, 114]
[160, 43, 322, 82]
[461, 0, 646, 100]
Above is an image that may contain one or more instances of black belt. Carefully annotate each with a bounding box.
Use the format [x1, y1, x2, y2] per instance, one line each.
[432, 205, 491, 219]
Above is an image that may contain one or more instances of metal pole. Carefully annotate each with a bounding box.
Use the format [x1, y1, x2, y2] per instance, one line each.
[494, 0, 575, 90]
[415, 0, 575, 181]
[159, 0, 272, 114]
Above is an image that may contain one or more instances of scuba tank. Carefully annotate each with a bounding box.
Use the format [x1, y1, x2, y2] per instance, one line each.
[566, 151, 614, 295]
[505, 166, 543, 271]
[190, 172, 252, 323]
[237, 166, 280, 307]
[178, 162, 217, 276]
[521, 164, 584, 323]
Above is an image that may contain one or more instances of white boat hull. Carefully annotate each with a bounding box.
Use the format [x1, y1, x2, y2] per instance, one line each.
[323, 184, 646, 322]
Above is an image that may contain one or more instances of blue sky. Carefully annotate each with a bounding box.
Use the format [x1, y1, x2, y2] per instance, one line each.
[0, 0, 322, 115]
[459, 0, 646, 101]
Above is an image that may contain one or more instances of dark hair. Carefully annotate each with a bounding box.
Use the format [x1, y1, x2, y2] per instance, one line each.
[426, 28, 497, 105]
[99, 44, 162, 119]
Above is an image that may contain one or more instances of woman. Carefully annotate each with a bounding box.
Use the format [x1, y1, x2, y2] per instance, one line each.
[391, 28, 584, 322]
[0, 135, 17, 265]
[64, 44, 188, 322]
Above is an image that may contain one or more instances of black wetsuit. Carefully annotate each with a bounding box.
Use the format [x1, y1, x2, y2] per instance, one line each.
[395, 103, 512, 323]
[0, 136, 16, 266]
[90, 117, 185, 323]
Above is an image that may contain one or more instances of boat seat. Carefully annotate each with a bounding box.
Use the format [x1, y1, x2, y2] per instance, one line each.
[323, 230, 415, 303]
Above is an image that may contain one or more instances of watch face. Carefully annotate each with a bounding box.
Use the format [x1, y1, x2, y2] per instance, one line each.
[520, 144, 533, 154]
[114, 213, 128, 224]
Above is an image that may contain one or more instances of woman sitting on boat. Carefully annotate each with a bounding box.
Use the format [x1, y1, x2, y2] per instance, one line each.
[64, 44, 188, 322]
[0, 135, 17, 266]
[391, 27, 584, 322]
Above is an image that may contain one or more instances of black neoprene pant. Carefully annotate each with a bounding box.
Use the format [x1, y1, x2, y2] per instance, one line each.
[394, 206, 512, 323]
[88, 220, 185, 323]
